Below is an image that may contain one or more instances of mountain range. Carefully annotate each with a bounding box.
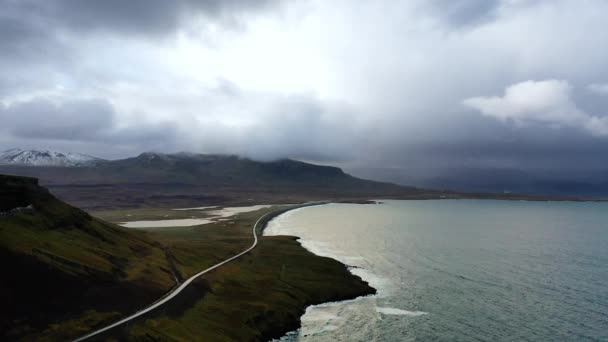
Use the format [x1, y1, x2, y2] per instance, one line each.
[0, 149, 430, 209]
[1, 149, 603, 206]
[0, 148, 102, 167]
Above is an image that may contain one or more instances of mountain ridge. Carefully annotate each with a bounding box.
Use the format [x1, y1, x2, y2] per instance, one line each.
[0, 150, 423, 209]
[0, 148, 104, 167]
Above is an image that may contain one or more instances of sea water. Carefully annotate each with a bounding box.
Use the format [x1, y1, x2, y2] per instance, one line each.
[264, 200, 608, 341]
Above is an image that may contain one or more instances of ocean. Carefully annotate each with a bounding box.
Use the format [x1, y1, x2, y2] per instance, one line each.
[264, 200, 608, 341]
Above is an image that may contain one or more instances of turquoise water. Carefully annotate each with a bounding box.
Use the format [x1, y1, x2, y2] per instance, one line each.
[265, 200, 608, 341]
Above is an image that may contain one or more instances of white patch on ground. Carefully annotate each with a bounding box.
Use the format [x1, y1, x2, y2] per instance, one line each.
[206, 205, 276, 218]
[119, 204, 286, 228]
[375, 307, 428, 316]
[119, 218, 215, 228]
[172, 206, 218, 211]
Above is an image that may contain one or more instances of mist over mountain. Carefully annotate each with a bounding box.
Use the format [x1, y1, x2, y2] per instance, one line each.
[350, 166, 608, 198]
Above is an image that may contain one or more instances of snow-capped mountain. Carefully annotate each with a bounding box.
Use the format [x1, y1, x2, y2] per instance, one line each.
[0, 149, 104, 167]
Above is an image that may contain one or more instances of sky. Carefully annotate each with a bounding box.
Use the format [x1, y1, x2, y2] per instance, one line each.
[2, 0, 608, 183]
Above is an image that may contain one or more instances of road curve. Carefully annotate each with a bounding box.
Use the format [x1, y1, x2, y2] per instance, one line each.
[73, 207, 293, 342]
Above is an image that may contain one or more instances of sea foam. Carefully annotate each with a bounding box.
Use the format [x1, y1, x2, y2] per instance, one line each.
[264, 205, 392, 296]
[376, 307, 428, 316]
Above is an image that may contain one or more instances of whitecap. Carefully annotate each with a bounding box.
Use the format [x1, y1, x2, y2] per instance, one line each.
[376, 307, 428, 316]
[301, 310, 341, 322]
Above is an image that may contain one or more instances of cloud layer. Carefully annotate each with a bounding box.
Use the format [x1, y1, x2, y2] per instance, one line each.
[464, 80, 608, 136]
[2, 0, 608, 182]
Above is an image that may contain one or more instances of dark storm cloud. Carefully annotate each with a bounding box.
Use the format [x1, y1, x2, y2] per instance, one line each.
[244, 95, 356, 162]
[415, 133, 608, 170]
[356, 112, 608, 171]
[0, 0, 282, 71]
[0, 98, 178, 148]
[184, 93, 358, 162]
[1, 98, 115, 140]
[0, 5, 69, 65]
[0, 0, 282, 38]
[422, 0, 548, 29]
[425, 0, 502, 27]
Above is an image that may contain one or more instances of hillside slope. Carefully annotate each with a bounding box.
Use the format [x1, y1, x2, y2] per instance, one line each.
[0, 175, 175, 340]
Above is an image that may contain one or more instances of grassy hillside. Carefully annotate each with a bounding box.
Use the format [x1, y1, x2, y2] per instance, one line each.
[121, 235, 375, 341]
[1, 176, 375, 341]
[0, 175, 175, 340]
[91, 207, 375, 341]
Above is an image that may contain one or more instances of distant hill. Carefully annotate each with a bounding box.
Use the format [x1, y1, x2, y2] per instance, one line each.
[422, 168, 608, 197]
[94, 152, 350, 184]
[0, 148, 104, 167]
[0, 175, 175, 340]
[0, 152, 425, 209]
[351, 166, 608, 198]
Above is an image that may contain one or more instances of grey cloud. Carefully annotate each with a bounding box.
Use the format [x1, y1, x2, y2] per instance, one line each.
[0, 98, 178, 151]
[1, 0, 282, 38]
[245, 95, 357, 162]
[424, 0, 502, 28]
[1, 98, 115, 140]
[588, 83, 608, 95]
[421, 0, 549, 29]
[107, 121, 180, 153]
[0, 7, 71, 66]
[463, 80, 608, 136]
[180, 94, 359, 162]
[0, 0, 281, 72]
[0, 0, 283, 97]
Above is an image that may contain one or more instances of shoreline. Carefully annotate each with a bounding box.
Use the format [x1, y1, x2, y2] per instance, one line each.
[261, 203, 379, 341]
[258, 237, 377, 342]
[92, 204, 376, 341]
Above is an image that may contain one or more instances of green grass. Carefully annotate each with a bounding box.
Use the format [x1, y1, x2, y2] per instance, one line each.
[94, 206, 375, 341]
[113, 235, 374, 341]
[0, 176, 176, 340]
[2, 175, 373, 341]
[92, 207, 217, 223]
[34, 310, 122, 342]
[146, 209, 270, 277]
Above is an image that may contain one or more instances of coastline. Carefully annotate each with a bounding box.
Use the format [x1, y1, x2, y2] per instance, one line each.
[95, 204, 376, 341]
[260, 238, 377, 342]
[264, 199, 608, 341]
[262, 203, 379, 341]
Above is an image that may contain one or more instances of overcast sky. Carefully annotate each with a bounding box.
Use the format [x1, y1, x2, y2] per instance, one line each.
[2, 0, 608, 179]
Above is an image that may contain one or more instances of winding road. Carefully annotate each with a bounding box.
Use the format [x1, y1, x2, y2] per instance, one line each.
[73, 206, 298, 341]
